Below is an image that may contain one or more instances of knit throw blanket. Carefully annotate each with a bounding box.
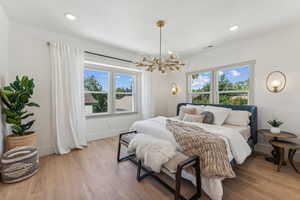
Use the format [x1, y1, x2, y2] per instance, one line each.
[166, 119, 235, 178]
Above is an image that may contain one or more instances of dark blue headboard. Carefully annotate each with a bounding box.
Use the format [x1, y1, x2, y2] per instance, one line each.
[176, 103, 258, 148]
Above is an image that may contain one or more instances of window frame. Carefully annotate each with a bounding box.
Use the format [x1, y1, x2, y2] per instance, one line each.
[186, 60, 255, 105]
[84, 63, 140, 117]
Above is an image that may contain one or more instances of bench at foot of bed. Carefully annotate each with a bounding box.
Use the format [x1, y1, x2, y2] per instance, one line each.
[117, 130, 202, 200]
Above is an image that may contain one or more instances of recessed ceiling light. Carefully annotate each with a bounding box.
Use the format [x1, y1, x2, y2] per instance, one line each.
[64, 13, 77, 21]
[203, 45, 215, 50]
[229, 25, 239, 31]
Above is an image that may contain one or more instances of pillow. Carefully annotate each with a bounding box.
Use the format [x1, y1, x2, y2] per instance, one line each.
[225, 110, 251, 126]
[200, 111, 214, 124]
[183, 114, 204, 123]
[186, 104, 205, 115]
[203, 106, 231, 125]
[178, 106, 197, 120]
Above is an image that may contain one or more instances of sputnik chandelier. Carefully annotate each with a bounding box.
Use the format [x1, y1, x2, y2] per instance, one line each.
[135, 20, 185, 73]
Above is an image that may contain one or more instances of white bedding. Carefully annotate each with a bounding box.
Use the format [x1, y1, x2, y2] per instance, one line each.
[131, 116, 251, 200]
[222, 124, 251, 141]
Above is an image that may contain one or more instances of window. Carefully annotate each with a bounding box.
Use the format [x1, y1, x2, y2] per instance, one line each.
[217, 66, 250, 105]
[84, 69, 109, 114]
[189, 72, 212, 104]
[114, 73, 135, 113]
[84, 66, 139, 116]
[187, 61, 254, 105]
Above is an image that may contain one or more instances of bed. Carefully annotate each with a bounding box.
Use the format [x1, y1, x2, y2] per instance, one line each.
[176, 103, 258, 150]
[130, 103, 257, 200]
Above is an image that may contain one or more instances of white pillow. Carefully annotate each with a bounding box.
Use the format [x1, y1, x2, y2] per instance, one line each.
[183, 114, 204, 123]
[203, 106, 231, 125]
[186, 104, 205, 115]
[225, 110, 251, 126]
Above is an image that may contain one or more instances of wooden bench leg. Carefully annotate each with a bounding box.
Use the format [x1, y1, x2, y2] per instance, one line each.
[288, 149, 299, 174]
[137, 160, 142, 181]
[277, 148, 284, 172]
[117, 131, 137, 162]
[175, 167, 182, 200]
[136, 160, 153, 182]
[194, 157, 202, 198]
[117, 135, 122, 162]
[175, 156, 201, 200]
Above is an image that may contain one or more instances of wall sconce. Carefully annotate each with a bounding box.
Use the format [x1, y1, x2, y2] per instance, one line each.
[171, 83, 179, 95]
[266, 71, 286, 93]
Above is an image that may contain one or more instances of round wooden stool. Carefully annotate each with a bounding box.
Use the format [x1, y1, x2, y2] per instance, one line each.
[270, 140, 300, 173]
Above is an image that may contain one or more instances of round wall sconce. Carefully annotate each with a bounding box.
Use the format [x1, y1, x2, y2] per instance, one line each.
[266, 71, 286, 93]
[171, 83, 179, 95]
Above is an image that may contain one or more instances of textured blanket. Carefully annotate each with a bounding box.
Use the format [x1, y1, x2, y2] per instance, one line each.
[166, 119, 235, 178]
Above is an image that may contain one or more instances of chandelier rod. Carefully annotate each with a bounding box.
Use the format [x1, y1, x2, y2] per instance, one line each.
[159, 25, 162, 64]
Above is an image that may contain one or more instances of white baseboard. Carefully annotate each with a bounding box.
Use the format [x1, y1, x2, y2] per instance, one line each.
[87, 129, 122, 142]
[38, 129, 123, 157]
[38, 145, 54, 157]
[255, 142, 300, 162]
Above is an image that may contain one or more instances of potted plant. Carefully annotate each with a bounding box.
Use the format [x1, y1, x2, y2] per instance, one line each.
[0, 76, 40, 151]
[267, 119, 284, 134]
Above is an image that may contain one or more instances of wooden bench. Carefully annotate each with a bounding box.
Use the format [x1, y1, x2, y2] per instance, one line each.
[117, 130, 202, 200]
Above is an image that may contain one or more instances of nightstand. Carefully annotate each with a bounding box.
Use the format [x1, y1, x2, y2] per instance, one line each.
[270, 140, 300, 173]
[259, 129, 297, 165]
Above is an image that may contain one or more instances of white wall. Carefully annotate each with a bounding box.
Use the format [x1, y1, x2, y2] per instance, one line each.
[167, 23, 300, 154]
[7, 22, 149, 156]
[0, 5, 9, 156]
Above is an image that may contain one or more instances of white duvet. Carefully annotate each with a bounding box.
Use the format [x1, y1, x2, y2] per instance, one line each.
[131, 116, 251, 200]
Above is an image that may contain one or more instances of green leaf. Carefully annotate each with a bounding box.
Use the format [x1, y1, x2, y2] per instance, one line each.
[9, 83, 18, 91]
[20, 113, 34, 119]
[0, 92, 12, 108]
[6, 117, 19, 124]
[21, 120, 35, 132]
[3, 86, 13, 91]
[12, 125, 22, 135]
[2, 108, 18, 117]
[1, 89, 14, 96]
[19, 93, 30, 104]
[27, 102, 40, 107]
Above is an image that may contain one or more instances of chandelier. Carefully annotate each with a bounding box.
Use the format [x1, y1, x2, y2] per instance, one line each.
[135, 20, 185, 73]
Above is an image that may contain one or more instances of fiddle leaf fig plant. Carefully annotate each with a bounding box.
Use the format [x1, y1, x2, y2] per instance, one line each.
[0, 76, 40, 136]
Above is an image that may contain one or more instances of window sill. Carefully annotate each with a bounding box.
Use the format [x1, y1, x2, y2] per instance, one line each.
[85, 112, 139, 118]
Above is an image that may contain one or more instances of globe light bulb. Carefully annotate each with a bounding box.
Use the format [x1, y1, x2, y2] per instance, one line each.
[271, 80, 281, 87]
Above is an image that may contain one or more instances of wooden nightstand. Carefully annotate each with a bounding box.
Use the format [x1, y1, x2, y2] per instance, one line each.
[270, 140, 300, 173]
[259, 129, 297, 165]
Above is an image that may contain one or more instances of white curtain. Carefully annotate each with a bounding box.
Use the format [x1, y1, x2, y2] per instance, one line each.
[141, 71, 154, 119]
[49, 41, 87, 154]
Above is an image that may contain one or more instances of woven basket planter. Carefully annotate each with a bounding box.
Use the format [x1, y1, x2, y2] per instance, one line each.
[1, 146, 39, 183]
[6, 132, 37, 151]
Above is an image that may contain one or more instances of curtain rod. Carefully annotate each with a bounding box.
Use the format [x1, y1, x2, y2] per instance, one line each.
[47, 42, 134, 63]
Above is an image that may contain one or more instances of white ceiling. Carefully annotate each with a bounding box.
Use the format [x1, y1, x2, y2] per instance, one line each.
[2, 0, 300, 55]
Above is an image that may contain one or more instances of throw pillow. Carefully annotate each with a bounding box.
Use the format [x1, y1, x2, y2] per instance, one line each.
[178, 106, 197, 120]
[183, 114, 204, 123]
[200, 111, 214, 124]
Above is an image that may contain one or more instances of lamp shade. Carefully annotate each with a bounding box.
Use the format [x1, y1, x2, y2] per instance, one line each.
[266, 71, 286, 93]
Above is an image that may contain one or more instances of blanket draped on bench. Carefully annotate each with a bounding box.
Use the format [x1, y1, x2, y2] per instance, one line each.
[166, 119, 235, 178]
[128, 134, 176, 172]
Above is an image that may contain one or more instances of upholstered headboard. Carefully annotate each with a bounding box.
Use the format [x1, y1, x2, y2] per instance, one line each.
[176, 103, 258, 149]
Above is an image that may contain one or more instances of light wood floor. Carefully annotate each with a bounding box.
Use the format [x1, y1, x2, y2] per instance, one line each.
[1, 137, 300, 200]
